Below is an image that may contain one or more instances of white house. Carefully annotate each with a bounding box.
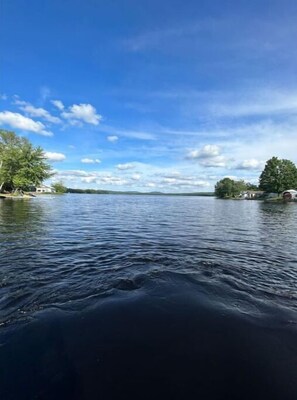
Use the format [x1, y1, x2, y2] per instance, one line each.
[282, 189, 297, 201]
[240, 190, 264, 199]
[36, 185, 55, 193]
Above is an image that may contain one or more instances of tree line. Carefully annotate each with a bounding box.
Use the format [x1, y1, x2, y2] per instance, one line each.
[215, 157, 297, 198]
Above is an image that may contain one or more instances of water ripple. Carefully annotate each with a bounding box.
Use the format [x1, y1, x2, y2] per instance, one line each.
[1, 195, 297, 326]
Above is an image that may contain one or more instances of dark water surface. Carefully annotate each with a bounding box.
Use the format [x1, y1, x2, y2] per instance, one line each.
[1, 195, 297, 399]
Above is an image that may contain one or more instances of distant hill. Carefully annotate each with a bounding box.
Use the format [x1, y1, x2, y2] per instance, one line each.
[66, 188, 215, 196]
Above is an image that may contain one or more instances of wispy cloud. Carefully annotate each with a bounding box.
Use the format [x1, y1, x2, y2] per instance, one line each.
[101, 125, 156, 141]
[15, 99, 61, 124]
[81, 158, 101, 164]
[122, 15, 297, 61]
[116, 163, 135, 170]
[207, 90, 297, 119]
[51, 100, 65, 111]
[122, 19, 223, 52]
[235, 159, 265, 170]
[39, 86, 51, 103]
[107, 135, 119, 142]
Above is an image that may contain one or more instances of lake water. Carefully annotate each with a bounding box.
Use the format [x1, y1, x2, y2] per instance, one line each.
[1, 195, 297, 399]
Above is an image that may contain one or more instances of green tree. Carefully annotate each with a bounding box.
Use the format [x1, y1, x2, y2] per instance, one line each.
[0, 129, 53, 192]
[52, 181, 67, 193]
[246, 182, 259, 191]
[215, 178, 246, 198]
[259, 157, 297, 194]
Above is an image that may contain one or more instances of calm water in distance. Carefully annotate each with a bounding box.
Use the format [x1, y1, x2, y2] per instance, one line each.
[1, 195, 297, 399]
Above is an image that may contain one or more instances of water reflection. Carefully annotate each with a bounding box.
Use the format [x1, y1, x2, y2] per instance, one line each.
[0, 198, 45, 236]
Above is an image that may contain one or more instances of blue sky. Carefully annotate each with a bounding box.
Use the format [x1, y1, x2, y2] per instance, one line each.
[1, 0, 297, 192]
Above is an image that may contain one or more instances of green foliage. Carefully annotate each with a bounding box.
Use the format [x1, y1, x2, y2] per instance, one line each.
[52, 181, 67, 193]
[0, 129, 53, 192]
[215, 178, 246, 198]
[245, 182, 259, 190]
[259, 157, 297, 194]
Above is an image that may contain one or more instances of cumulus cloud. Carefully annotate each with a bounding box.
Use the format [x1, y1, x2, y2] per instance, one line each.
[186, 144, 228, 168]
[62, 103, 102, 125]
[107, 135, 119, 142]
[0, 111, 53, 136]
[81, 158, 101, 164]
[51, 100, 65, 110]
[44, 152, 66, 162]
[199, 156, 228, 168]
[236, 159, 265, 170]
[116, 163, 135, 170]
[187, 144, 221, 159]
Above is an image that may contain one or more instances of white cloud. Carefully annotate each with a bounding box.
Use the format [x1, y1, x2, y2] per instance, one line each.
[44, 152, 66, 162]
[56, 170, 89, 177]
[80, 173, 129, 185]
[186, 145, 228, 168]
[100, 176, 128, 185]
[18, 103, 61, 124]
[62, 103, 102, 125]
[160, 175, 210, 188]
[51, 100, 65, 111]
[131, 173, 141, 181]
[0, 111, 53, 136]
[199, 156, 228, 168]
[187, 144, 221, 159]
[236, 159, 265, 170]
[0, 93, 7, 100]
[81, 176, 98, 183]
[81, 158, 101, 164]
[103, 125, 156, 140]
[52, 165, 214, 192]
[107, 135, 119, 142]
[120, 130, 155, 140]
[116, 163, 135, 170]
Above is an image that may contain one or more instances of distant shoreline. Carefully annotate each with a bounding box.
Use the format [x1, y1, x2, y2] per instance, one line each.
[65, 189, 215, 196]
